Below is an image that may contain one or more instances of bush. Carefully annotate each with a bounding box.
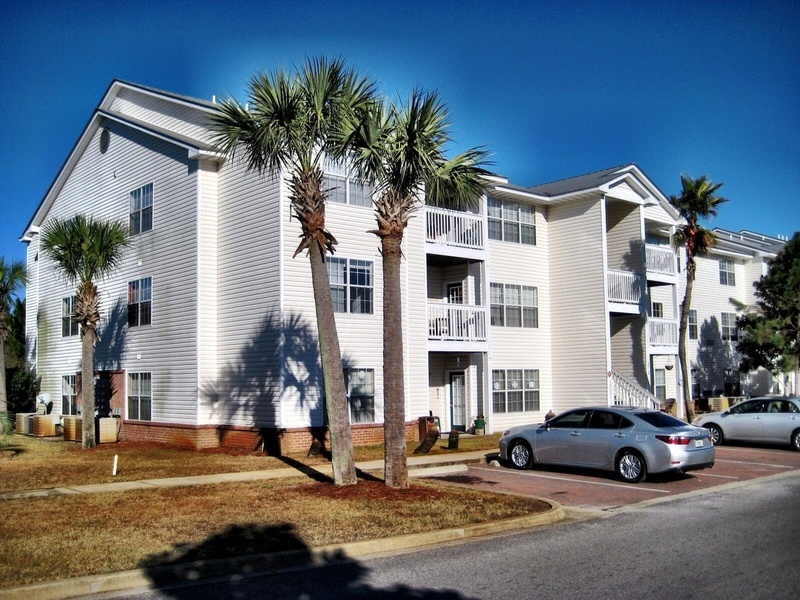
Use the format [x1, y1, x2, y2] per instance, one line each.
[6, 364, 39, 415]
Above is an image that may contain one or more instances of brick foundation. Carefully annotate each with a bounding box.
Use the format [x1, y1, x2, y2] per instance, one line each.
[119, 419, 419, 455]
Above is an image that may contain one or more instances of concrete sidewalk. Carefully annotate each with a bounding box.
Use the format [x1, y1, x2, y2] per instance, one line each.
[0, 450, 495, 501]
[0, 449, 570, 600]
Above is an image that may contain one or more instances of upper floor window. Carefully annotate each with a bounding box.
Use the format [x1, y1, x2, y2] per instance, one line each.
[688, 310, 698, 340]
[719, 258, 735, 286]
[128, 372, 152, 421]
[721, 312, 738, 341]
[345, 368, 375, 423]
[492, 369, 540, 413]
[128, 277, 152, 327]
[651, 302, 663, 318]
[62, 374, 78, 415]
[490, 283, 538, 328]
[129, 183, 153, 235]
[487, 197, 536, 245]
[62, 296, 79, 337]
[323, 157, 372, 207]
[328, 257, 373, 314]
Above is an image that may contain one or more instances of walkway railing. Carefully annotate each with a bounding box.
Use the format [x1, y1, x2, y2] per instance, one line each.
[609, 369, 661, 410]
[426, 206, 484, 249]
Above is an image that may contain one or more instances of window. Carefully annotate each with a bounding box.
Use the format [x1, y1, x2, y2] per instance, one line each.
[328, 258, 373, 314]
[323, 157, 372, 207]
[721, 312, 738, 341]
[490, 283, 538, 328]
[61, 296, 79, 337]
[719, 258, 735, 286]
[724, 369, 741, 396]
[691, 368, 700, 399]
[487, 197, 536, 245]
[688, 310, 698, 340]
[128, 372, 152, 420]
[129, 183, 153, 235]
[654, 368, 666, 402]
[492, 369, 540, 413]
[652, 302, 663, 318]
[62, 375, 77, 415]
[345, 368, 374, 423]
[128, 278, 152, 327]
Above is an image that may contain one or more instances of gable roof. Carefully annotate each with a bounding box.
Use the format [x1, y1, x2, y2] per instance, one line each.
[527, 164, 636, 197]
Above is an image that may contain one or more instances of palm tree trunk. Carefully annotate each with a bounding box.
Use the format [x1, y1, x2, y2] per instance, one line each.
[678, 255, 696, 423]
[81, 330, 96, 448]
[0, 335, 7, 414]
[382, 234, 409, 489]
[308, 243, 357, 485]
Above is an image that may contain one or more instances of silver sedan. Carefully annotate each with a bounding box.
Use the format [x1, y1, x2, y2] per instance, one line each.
[693, 396, 800, 450]
[499, 406, 715, 483]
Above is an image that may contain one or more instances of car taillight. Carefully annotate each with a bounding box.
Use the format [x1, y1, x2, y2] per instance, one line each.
[655, 435, 692, 445]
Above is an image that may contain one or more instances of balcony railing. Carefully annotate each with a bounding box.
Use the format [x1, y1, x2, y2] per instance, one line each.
[426, 206, 484, 250]
[607, 270, 642, 305]
[648, 317, 679, 347]
[428, 303, 487, 342]
[645, 244, 677, 276]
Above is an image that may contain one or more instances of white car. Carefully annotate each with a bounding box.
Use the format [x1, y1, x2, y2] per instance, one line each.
[693, 396, 800, 450]
[499, 406, 715, 483]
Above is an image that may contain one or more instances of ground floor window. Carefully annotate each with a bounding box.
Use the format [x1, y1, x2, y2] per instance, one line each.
[62, 375, 78, 415]
[345, 368, 375, 423]
[654, 368, 666, 402]
[492, 369, 540, 413]
[724, 369, 741, 396]
[127, 372, 152, 421]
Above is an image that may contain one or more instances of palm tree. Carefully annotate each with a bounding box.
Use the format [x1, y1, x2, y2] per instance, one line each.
[210, 57, 376, 486]
[0, 258, 26, 419]
[41, 215, 129, 448]
[670, 175, 728, 422]
[343, 90, 491, 488]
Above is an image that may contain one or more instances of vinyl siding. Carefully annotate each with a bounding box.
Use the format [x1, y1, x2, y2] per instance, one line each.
[404, 199, 430, 422]
[197, 160, 219, 421]
[610, 314, 648, 386]
[486, 203, 552, 430]
[548, 197, 609, 412]
[214, 160, 282, 427]
[34, 121, 200, 423]
[605, 200, 643, 272]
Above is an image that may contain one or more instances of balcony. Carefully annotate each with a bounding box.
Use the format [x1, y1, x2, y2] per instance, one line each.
[648, 317, 679, 353]
[428, 302, 488, 351]
[607, 269, 643, 314]
[426, 207, 485, 259]
[645, 244, 678, 285]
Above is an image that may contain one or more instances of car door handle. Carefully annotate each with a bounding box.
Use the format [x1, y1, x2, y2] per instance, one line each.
[613, 433, 626, 438]
[570, 432, 581, 436]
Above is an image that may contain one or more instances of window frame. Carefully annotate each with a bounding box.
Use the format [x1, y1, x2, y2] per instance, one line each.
[344, 368, 375, 423]
[327, 257, 374, 315]
[651, 302, 663, 319]
[128, 277, 153, 327]
[490, 283, 538, 328]
[654, 368, 667, 402]
[61, 296, 79, 337]
[721, 312, 738, 341]
[62, 374, 78, 415]
[487, 196, 536, 245]
[688, 309, 698, 340]
[492, 368, 540, 413]
[322, 157, 373, 208]
[719, 258, 735, 286]
[127, 372, 152, 421]
[129, 182, 154, 236]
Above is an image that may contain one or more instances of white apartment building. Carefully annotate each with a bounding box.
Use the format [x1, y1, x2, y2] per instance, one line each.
[20, 80, 786, 451]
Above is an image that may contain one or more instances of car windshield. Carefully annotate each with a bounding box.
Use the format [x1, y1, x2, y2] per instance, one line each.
[636, 412, 688, 428]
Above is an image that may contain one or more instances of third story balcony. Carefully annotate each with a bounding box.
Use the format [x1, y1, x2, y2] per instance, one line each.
[426, 206, 485, 260]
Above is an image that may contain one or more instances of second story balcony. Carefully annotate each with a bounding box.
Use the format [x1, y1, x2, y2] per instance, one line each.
[426, 206, 485, 260]
[428, 302, 488, 352]
[648, 317, 679, 354]
[645, 243, 678, 285]
[607, 269, 643, 314]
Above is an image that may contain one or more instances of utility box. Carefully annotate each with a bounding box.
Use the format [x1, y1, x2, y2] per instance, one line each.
[32, 415, 58, 437]
[63, 416, 82, 441]
[98, 417, 118, 443]
[15, 413, 35, 435]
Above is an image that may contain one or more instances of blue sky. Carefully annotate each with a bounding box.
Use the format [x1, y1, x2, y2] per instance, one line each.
[2, 0, 799, 287]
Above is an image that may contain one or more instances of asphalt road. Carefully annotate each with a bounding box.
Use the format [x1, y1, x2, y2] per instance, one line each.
[92, 466, 800, 600]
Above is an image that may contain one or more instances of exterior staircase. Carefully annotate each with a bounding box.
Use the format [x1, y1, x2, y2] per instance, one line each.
[609, 369, 661, 410]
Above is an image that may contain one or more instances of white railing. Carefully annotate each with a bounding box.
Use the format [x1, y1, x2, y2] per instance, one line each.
[609, 369, 661, 410]
[645, 244, 677, 276]
[426, 206, 484, 249]
[428, 303, 487, 342]
[648, 317, 679, 347]
[607, 270, 642, 305]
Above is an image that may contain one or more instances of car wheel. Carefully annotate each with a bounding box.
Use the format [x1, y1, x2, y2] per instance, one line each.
[616, 450, 646, 483]
[508, 440, 533, 469]
[792, 430, 800, 452]
[706, 424, 723, 446]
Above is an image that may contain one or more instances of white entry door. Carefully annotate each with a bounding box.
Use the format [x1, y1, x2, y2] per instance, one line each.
[450, 371, 466, 431]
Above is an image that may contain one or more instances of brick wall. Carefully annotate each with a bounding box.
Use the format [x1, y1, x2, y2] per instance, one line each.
[119, 420, 420, 455]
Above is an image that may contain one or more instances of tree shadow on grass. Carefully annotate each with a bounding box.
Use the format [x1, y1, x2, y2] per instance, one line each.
[140, 521, 477, 599]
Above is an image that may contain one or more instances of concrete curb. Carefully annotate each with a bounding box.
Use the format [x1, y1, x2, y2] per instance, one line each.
[0, 502, 565, 600]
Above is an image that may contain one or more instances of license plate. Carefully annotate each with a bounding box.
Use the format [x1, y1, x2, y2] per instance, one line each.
[695, 439, 704, 448]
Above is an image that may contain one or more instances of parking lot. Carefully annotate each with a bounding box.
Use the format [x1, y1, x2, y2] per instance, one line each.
[430, 444, 800, 510]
